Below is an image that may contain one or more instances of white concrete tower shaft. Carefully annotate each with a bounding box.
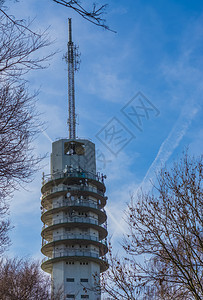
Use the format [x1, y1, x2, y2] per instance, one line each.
[41, 140, 108, 299]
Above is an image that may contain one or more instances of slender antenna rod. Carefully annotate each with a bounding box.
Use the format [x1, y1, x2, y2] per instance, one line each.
[67, 18, 76, 139]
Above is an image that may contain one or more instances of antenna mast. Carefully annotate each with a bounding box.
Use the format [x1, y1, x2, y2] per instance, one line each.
[67, 18, 80, 139]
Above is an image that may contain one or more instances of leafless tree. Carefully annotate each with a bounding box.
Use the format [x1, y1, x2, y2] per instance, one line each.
[1, 0, 113, 31]
[0, 201, 10, 256]
[0, 84, 42, 197]
[0, 10, 54, 253]
[101, 153, 203, 300]
[0, 14, 53, 80]
[0, 258, 64, 300]
[52, 0, 116, 32]
[0, 13, 53, 198]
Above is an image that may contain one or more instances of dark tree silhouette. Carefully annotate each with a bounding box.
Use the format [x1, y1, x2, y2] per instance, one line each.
[1, 0, 113, 31]
[52, 0, 115, 32]
[101, 153, 203, 300]
[0, 200, 10, 256]
[0, 258, 64, 299]
[0, 84, 42, 198]
[0, 13, 53, 199]
[0, 10, 54, 253]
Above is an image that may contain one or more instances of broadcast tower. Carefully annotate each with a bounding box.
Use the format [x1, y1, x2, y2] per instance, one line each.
[40, 19, 108, 299]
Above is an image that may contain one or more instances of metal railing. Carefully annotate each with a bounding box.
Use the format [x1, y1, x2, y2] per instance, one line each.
[42, 234, 108, 246]
[42, 170, 105, 186]
[41, 200, 106, 214]
[42, 217, 107, 231]
[41, 185, 105, 200]
[43, 217, 97, 229]
[42, 250, 108, 264]
[53, 199, 98, 209]
[54, 217, 97, 225]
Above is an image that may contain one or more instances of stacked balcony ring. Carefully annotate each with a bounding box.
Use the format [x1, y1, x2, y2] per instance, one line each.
[41, 169, 108, 274]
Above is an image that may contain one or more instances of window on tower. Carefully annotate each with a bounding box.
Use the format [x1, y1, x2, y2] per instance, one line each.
[80, 278, 88, 282]
[66, 278, 74, 282]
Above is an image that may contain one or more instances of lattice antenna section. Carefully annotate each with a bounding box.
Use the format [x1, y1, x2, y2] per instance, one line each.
[65, 18, 81, 139]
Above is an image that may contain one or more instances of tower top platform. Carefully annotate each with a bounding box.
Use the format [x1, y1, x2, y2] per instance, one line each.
[51, 138, 96, 175]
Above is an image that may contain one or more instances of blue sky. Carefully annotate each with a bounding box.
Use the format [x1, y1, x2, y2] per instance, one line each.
[5, 0, 203, 260]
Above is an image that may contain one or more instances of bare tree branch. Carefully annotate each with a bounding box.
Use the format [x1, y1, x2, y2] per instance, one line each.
[52, 0, 116, 32]
[0, 200, 11, 256]
[101, 152, 203, 300]
[0, 12, 56, 203]
[0, 258, 65, 299]
[0, 10, 55, 253]
[0, 84, 45, 198]
[0, 15, 55, 80]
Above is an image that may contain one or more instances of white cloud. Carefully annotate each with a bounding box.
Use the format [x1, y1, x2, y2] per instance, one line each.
[139, 103, 199, 193]
[86, 64, 130, 103]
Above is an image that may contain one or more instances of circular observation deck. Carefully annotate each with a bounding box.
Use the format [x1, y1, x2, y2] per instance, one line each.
[41, 252, 109, 274]
[41, 236, 108, 257]
[41, 219, 108, 241]
[41, 170, 106, 194]
[41, 205, 107, 225]
[41, 185, 107, 209]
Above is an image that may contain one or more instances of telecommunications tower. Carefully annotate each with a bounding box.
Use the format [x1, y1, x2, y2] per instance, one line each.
[40, 19, 108, 300]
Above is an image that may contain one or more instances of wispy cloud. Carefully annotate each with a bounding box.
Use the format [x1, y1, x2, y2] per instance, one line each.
[139, 103, 199, 192]
[86, 64, 130, 103]
[109, 100, 199, 243]
[137, 13, 203, 192]
[41, 129, 53, 143]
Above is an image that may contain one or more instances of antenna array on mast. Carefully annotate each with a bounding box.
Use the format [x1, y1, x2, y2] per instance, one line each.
[66, 18, 80, 139]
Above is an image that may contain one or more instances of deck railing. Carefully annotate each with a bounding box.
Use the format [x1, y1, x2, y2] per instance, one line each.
[42, 170, 105, 186]
[42, 250, 108, 264]
[42, 234, 107, 247]
[41, 185, 105, 200]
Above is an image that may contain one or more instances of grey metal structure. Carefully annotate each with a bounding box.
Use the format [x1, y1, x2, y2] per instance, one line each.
[40, 19, 109, 300]
[67, 18, 76, 139]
